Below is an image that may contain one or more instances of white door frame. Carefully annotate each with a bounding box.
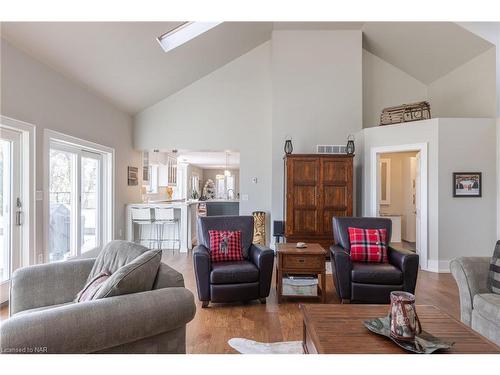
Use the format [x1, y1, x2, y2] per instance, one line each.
[370, 143, 428, 270]
[43, 129, 114, 262]
[1, 116, 36, 304]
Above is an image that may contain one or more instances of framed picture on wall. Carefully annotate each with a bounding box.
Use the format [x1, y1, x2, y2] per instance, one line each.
[128, 166, 138, 186]
[453, 172, 482, 197]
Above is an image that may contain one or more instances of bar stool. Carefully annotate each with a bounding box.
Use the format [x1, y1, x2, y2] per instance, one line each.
[154, 207, 180, 251]
[131, 207, 155, 248]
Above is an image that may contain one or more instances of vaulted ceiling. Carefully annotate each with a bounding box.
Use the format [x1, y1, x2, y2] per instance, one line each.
[1, 21, 495, 114]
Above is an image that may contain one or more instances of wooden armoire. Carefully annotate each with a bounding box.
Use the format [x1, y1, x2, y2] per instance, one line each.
[284, 154, 353, 249]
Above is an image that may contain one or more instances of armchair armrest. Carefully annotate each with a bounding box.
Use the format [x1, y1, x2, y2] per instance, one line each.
[10, 258, 95, 316]
[450, 257, 491, 326]
[1, 287, 196, 354]
[388, 246, 419, 293]
[249, 244, 275, 298]
[193, 245, 211, 302]
[330, 245, 352, 301]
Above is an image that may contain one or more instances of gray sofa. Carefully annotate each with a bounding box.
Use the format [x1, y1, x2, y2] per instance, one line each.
[0, 247, 196, 354]
[450, 257, 500, 346]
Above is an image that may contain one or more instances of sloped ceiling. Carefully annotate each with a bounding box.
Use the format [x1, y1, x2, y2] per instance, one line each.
[1, 21, 494, 114]
[0, 22, 273, 113]
[362, 22, 494, 84]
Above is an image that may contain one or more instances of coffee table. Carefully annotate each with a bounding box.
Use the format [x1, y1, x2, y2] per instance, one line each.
[300, 304, 500, 354]
[276, 243, 327, 303]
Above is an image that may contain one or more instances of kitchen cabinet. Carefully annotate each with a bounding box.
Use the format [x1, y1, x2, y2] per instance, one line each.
[158, 154, 177, 187]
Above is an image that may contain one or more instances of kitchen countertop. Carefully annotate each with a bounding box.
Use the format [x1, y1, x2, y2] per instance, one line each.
[128, 199, 240, 206]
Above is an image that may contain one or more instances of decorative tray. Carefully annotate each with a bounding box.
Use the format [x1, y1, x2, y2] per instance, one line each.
[363, 316, 454, 354]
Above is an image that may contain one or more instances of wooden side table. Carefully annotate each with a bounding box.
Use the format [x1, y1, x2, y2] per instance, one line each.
[276, 243, 327, 303]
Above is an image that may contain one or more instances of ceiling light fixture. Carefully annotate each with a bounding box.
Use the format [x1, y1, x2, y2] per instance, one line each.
[157, 22, 222, 52]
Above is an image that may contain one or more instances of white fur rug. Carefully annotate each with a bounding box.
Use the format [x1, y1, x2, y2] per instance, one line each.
[228, 338, 304, 354]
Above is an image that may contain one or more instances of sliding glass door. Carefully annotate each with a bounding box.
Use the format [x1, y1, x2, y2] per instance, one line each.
[0, 128, 21, 286]
[48, 142, 102, 261]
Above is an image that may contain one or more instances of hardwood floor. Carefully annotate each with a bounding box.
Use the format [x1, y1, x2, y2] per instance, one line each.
[0, 250, 461, 354]
[160, 250, 460, 353]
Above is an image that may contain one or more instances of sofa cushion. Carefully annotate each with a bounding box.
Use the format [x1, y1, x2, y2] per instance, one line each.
[488, 240, 500, 294]
[210, 261, 259, 284]
[87, 240, 151, 281]
[92, 250, 162, 299]
[75, 271, 111, 302]
[351, 262, 402, 285]
[197, 216, 254, 258]
[473, 293, 500, 324]
[209, 230, 243, 262]
[333, 217, 392, 250]
[348, 227, 388, 263]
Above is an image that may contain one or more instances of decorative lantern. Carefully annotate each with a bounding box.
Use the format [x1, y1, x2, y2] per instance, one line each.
[284, 139, 293, 155]
[346, 135, 355, 155]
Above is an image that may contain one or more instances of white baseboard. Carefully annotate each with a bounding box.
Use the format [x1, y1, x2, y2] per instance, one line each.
[426, 259, 451, 273]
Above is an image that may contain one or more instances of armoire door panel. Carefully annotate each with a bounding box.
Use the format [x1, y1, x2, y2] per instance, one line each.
[293, 185, 318, 207]
[322, 159, 348, 183]
[323, 210, 348, 235]
[323, 185, 347, 207]
[293, 209, 319, 234]
[292, 159, 319, 184]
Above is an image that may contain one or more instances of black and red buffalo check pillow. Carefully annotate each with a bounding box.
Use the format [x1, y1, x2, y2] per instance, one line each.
[208, 230, 243, 262]
[347, 227, 388, 263]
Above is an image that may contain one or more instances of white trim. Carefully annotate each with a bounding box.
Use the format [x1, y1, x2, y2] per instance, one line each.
[378, 158, 391, 205]
[0, 116, 36, 267]
[370, 143, 429, 271]
[43, 129, 114, 262]
[427, 259, 451, 273]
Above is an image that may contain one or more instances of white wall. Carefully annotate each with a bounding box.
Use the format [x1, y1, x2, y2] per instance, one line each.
[428, 48, 496, 118]
[134, 42, 273, 218]
[361, 120, 440, 267]
[0, 39, 141, 262]
[271, 30, 363, 222]
[438, 118, 497, 265]
[360, 118, 497, 272]
[363, 50, 429, 128]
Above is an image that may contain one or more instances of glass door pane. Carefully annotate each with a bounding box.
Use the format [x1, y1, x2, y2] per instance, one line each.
[0, 126, 21, 302]
[81, 154, 101, 253]
[49, 147, 77, 262]
[0, 139, 12, 282]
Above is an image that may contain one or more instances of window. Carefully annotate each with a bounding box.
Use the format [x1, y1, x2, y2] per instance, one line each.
[45, 130, 113, 262]
[147, 165, 159, 194]
[191, 174, 200, 196]
[215, 175, 225, 199]
[226, 175, 235, 199]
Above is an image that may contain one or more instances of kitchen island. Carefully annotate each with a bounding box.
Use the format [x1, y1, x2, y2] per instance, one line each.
[126, 201, 197, 252]
[126, 199, 240, 252]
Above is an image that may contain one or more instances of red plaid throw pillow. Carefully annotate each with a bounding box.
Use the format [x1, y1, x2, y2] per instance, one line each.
[208, 230, 243, 262]
[348, 227, 388, 263]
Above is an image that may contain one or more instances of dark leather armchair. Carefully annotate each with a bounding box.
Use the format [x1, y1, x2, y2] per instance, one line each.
[193, 216, 274, 307]
[330, 217, 419, 304]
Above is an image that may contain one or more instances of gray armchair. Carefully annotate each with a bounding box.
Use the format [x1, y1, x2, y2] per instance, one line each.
[1, 247, 196, 354]
[450, 256, 500, 346]
[193, 216, 274, 307]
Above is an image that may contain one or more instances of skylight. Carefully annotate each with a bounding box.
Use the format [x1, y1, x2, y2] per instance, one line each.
[157, 22, 222, 52]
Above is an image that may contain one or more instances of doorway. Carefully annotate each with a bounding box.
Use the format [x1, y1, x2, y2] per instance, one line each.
[44, 130, 114, 262]
[1, 116, 35, 304]
[370, 143, 428, 270]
